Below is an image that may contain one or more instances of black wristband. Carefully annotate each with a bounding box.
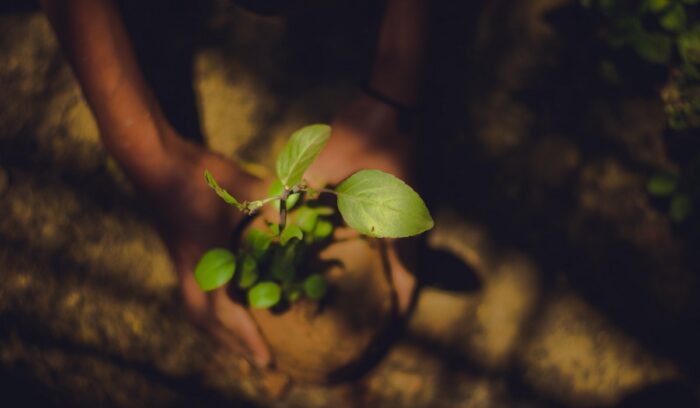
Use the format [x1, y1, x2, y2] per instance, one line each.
[359, 85, 417, 133]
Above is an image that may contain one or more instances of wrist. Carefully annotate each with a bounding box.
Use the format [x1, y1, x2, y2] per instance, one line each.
[369, 56, 421, 107]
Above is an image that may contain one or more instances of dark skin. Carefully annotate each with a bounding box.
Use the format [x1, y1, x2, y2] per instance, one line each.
[40, 0, 426, 368]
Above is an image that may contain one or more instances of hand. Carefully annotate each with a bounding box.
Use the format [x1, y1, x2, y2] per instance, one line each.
[144, 131, 272, 367]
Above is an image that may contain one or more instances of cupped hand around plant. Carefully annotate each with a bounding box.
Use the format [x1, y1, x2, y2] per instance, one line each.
[146, 132, 273, 367]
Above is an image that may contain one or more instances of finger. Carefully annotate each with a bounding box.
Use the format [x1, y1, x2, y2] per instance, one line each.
[209, 288, 272, 367]
[385, 241, 417, 315]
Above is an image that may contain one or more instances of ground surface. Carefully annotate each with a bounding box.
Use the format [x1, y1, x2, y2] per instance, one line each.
[1, 0, 699, 407]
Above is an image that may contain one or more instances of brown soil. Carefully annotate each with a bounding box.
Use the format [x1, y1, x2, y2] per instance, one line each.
[251, 237, 395, 383]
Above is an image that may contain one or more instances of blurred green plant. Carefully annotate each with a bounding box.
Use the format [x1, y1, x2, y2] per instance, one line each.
[646, 172, 694, 222]
[583, 0, 700, 130]
[193, 124, 433, 308]
[583, 0, 699, 222]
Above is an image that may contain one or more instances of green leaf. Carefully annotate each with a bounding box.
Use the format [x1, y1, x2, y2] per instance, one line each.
[609, 17, 643, 48]
[270, 245, 297, 282]
[194, 249, 236, 291]
[268, 179, 300, 211]
[248, 282, 282, 308]
[646, 0, 671, 13]
[678, 25, 700, 66]
[335, 169, 434, 238]
[237, 254, 258, 289]
[294, 206, 334, 233]
[287, 288, 302, 302]
[280, 224, 303, 246]
[634, 32, 672, 64]
[244, 229, 274, 259]
[312, 219, 334, 241]
[275, 124, 331, 188]
[659, 3, 686, 32]
[303, 274, 328, 300]
[670, 194, 693, 222]
[647, 173, 679, 196]
[204, 170, 243, 210]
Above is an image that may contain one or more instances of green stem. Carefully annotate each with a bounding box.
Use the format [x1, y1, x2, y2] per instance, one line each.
[303, 186, 338, 196]
[279, 187, 290, 234]
[260, 195, 283, 205]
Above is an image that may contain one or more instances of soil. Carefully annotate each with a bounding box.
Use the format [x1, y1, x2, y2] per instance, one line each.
[251, 237, 394, 383]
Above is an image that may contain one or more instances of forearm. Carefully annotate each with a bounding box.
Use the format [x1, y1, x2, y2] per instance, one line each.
[40, 0, 174, 187]
[370, 0, 427, 106]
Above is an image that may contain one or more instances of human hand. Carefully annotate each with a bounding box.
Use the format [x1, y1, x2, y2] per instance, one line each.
[144, 132, 272, 367]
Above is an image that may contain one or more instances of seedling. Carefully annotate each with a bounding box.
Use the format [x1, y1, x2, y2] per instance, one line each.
[194, 124, 433, 308]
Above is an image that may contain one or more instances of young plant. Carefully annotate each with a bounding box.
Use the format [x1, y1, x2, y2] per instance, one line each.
[194, 124, 433, 309]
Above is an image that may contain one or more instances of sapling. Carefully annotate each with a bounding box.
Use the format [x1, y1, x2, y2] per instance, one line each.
[194, 124, 433, 308]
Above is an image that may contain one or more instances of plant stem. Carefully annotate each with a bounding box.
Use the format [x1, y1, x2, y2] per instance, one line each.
[304, 186, 338, 196]
[279, 187, 290, 234]
[260, 195, 282, 205]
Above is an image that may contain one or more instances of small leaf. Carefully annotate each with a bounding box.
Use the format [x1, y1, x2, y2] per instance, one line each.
[280, 224, 303, 245]
[268, 179, 300, 211]
[248, 282, 282, 308]
[312, 219, 334, 241]
[287, 288, 302, 302]
[678, 25, 700, 66]
[659, 3, 686, 32]
[238, 254, 258, 289]
[646, 0, 671, 13]
[647, 173, 679, 196]
[204, 170, 243, 210]
[275, 124, 331, 188]
[194, 249, 236, 291]
[245, 229, 273, 259]
[294, 206, 334, 233]
[335, 170, 434, 238]
[295, 207, 319, 233]
[270, 245, 297, 282]
[633, 32, 672, 64]
[303, 274, 328, 300]
[670, 194, 693, 222]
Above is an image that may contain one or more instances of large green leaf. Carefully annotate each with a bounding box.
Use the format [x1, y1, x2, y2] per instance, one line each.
[335, 170, 433, 238]
[248, 282, 281, 309]
[194, 248, 236, 291]
[275, 124, 331, 188]
[204, 170, 243, 210]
